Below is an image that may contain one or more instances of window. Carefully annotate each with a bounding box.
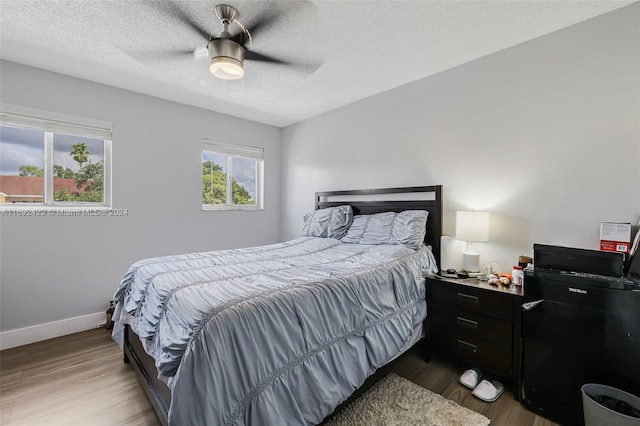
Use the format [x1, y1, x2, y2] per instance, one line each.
[0, 107, 112, 207]
[202, 140, 263, 210]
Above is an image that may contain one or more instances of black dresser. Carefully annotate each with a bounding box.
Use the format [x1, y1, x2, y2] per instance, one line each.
[426, 275, 523, 399]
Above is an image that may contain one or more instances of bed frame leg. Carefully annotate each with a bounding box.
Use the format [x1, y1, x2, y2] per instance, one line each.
[421, 321, 433, 362]
[123, 324, 131, 364]
[420, 344, 432, 362]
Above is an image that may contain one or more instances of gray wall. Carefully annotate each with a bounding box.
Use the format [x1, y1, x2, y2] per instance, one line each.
[2, 4, 639, 333]
[0, 61, 283, 332]
[281, 4, 640, 271]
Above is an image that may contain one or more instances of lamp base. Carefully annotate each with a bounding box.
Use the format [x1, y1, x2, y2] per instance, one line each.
[462, 252, 480, 273]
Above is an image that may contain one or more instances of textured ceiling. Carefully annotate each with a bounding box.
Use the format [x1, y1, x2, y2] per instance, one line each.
[0, 0, 635, 127]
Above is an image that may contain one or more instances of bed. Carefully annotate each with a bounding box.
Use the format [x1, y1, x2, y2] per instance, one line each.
[113, 185, 442, 425]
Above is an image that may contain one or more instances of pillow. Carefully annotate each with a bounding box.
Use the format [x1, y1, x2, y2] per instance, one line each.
[340, 210, 429, 249]
[301, 205, 353, 239]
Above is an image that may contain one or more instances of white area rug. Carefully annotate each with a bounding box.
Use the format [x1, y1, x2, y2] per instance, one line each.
[326, 373, 490, 426]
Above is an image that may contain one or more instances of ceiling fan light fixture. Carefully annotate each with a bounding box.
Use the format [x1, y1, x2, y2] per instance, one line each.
[210, 57, 244, 80]
[208, 38, 245, 80]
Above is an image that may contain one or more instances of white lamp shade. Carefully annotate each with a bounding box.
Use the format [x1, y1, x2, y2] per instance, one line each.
[456, 211, 490, 243]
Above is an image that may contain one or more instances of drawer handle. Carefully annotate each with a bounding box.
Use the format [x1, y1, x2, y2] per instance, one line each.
[457, 339, 478, 353]
[457, 292, 479, 304]
[457, 316, 478, 329]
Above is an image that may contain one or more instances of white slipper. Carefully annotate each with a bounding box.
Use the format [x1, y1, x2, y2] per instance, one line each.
[459, 368, 482, 389]
[472, 379, 504, 402]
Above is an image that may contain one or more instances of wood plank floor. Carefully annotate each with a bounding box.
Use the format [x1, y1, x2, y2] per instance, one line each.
[0, 329, 557, 425]
[1, 329, 157, 425]
[390, 349, 557, 426]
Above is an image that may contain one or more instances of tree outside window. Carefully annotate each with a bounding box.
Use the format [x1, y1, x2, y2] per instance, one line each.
[202, 141, 263, 210]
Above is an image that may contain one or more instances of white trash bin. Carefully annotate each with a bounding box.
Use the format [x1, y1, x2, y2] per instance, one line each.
[582, 384, 640, 426]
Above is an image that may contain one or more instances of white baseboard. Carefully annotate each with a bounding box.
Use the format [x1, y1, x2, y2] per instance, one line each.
[0, 311, 105, 350]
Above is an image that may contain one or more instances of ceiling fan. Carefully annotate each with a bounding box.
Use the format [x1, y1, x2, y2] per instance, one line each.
[163, 3, 308, 81]
[209, 5, 245, 79]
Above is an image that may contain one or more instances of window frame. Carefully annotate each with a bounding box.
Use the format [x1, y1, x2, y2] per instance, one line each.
[202, 140, 264, 211]
[0, 105, 112, 210]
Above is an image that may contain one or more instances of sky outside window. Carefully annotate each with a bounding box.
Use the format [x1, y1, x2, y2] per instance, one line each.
[0, 125, 45, 175]
[231, 156, 256, 201]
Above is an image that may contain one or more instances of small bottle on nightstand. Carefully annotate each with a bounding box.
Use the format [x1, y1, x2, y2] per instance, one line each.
[512, 266, 524, 286]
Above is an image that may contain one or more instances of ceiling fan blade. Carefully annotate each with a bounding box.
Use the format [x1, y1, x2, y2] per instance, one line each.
[232, 13, 279, 43]
[141, 1, 211, 42]
[230, 0, 317, 43]
[166, 2, 210, 42]
[291, 61, 324, 75]
[125, 48, 201, 64]
[244, 50, 291, 65]
[245, 50, 324, 75]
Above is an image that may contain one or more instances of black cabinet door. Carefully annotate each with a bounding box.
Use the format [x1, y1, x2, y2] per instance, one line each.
[522, 297, 640, 426]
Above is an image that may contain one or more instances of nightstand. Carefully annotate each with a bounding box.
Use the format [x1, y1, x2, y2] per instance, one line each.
[425, 275, 524, 400]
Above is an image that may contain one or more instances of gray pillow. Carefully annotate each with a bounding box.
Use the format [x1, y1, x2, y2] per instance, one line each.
[301, 205, 353, 239]
[340, 210, 429, 249]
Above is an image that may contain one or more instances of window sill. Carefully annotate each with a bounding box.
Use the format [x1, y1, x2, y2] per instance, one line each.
[202, 205, 262, 211]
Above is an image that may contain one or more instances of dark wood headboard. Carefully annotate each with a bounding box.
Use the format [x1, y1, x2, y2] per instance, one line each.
[315, 185, 443, 271]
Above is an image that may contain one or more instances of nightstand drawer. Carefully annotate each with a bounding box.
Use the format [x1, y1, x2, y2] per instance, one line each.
[430, 280, 513, 320]
[430, 303, 513, 374]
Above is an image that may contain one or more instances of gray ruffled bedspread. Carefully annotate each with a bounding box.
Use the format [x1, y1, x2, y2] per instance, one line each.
[112, 237, 437, 425]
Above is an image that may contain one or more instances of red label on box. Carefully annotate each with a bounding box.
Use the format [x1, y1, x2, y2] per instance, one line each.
[600, 240, 630, 253]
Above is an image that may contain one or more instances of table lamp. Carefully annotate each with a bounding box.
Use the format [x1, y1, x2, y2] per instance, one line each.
[456, 211, 490, 276]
